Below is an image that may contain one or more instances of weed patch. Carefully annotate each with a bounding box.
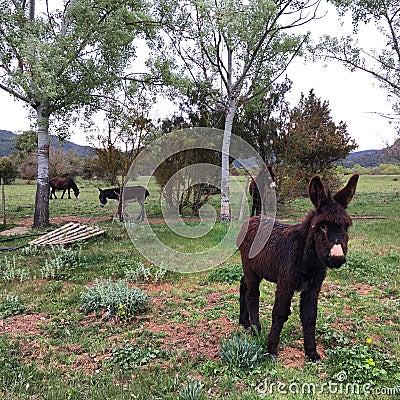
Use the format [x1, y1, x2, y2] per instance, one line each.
[111, 340, 166, 371]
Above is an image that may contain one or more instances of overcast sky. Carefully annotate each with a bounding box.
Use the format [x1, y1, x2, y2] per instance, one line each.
[0, 1, 398, 151]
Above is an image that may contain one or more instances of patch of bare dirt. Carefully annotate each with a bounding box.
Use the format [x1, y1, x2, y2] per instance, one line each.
[0, 226, 31, 236]
[0, 313, 47, 337]
[143, 316, 237, 361]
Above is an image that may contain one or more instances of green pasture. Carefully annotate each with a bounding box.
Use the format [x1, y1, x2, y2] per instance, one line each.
[0, 175, 399, 399]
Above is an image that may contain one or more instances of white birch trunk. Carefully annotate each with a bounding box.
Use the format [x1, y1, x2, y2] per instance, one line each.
[33, 105, 50, 227]
[220, 98, 237, 221]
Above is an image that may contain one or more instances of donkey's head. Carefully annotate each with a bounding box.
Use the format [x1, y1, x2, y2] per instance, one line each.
[307, 174, 359, 269]
[98, 188, 109, 207]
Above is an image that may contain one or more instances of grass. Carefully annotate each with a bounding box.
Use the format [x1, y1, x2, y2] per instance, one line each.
[0, 175, 399, 399]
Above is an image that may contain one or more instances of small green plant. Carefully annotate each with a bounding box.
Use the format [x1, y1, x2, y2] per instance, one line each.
[40, 245, 83, 280]
[179, 380, 204, 400]
[0, 256, 31, 282]
[111, 341, 165, 370]
[0, 295, 26, 319]
[80, 279, 148, 319]
[208, 263, 242, 283]
[326, 341, 396, 385]
[125, 261, 167, 283]
[220, 335, 265, 370]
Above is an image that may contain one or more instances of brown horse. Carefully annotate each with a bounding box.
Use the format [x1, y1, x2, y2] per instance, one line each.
[50, 178, 80, 199]
[249, 165, 276, 217]
[237, 174, 359, 362]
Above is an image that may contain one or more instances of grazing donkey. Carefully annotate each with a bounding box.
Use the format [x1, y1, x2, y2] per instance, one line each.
[98, 186, 150, 221]
[237, 174, 359, 362]
[249, 165, 276, 217]
[50, 177, 80, 199]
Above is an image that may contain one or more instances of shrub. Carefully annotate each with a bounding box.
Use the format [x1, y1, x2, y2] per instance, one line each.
[220, 335, 265, 370]
[208, 263, 242, 283]
[80, 279, 148, 320]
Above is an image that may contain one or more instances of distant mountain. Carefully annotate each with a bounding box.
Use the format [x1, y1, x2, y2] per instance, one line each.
[0, 129, 94, 158]
[341, 142, 399, 168]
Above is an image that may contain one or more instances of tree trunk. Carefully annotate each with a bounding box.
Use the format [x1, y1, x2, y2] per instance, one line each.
[220, 98, 237, 222]
[33, 105, 50, 228]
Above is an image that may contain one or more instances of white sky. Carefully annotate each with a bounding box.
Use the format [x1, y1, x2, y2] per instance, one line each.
[0, 2, 398, 151]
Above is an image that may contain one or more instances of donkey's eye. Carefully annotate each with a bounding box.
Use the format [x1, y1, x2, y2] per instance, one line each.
[320, 224, 328, 232]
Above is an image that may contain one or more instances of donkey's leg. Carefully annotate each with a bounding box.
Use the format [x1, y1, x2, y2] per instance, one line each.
[136, 200, 145, 221]
[239, 276, 250, 329]
[250, 200, 256, 217]
[67, 188, 71, 199]
[267, 284, 295, 360]
[61, 189, 66, 199]
[300, 288, 321, 362]
[245, 273, 262, 334]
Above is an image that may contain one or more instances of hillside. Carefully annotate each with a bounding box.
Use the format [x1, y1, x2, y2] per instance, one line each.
[341, 141, 399, 167]
[0, 129, 93, 158]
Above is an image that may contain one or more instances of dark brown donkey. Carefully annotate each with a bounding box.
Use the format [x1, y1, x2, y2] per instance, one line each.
[237, 174, 359, 362]
[249, 165, 276, 217]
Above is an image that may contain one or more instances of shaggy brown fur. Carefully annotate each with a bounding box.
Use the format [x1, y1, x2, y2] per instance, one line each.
[237, 174, 359, 361]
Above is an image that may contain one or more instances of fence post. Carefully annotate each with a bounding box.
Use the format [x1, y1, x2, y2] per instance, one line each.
[1, 177, 5, 226]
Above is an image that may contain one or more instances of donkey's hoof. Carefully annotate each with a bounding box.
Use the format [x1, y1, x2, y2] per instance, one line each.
[307, 353, 322, 363]
[269, 353, 277, 362]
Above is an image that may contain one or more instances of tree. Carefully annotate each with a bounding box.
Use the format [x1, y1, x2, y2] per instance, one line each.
[151, 0, 322, 220]
[277, 90, 357, 200]
[317, 0, 400, 113]
[0, 157, 18, 184]
[14, 130, 38, 158]
[234, 78, 292, 164]
[0, 0, 150, 227]
[49, 148, 83, 179]
[19, 152, 38, 184]
[89, 125, 126, 186]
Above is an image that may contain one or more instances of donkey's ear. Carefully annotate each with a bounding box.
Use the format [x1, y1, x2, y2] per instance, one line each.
[308, 176, 328, 209]
[98, 187, 102, 192]
[333, 174, 359, 208]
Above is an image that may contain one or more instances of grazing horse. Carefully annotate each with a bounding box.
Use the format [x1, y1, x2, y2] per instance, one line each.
[237, 174, 359, 362]
[98, 186, 150, 221]
[249, 165, 276, 217]
[50, 177, 80, 199]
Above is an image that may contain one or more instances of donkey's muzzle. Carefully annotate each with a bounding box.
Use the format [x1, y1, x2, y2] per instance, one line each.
[327, 255, 346, 269]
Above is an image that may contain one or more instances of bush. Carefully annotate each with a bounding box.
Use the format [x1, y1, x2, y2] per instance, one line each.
[220, 335, 265, 370]
[80, 279, 148, 320]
